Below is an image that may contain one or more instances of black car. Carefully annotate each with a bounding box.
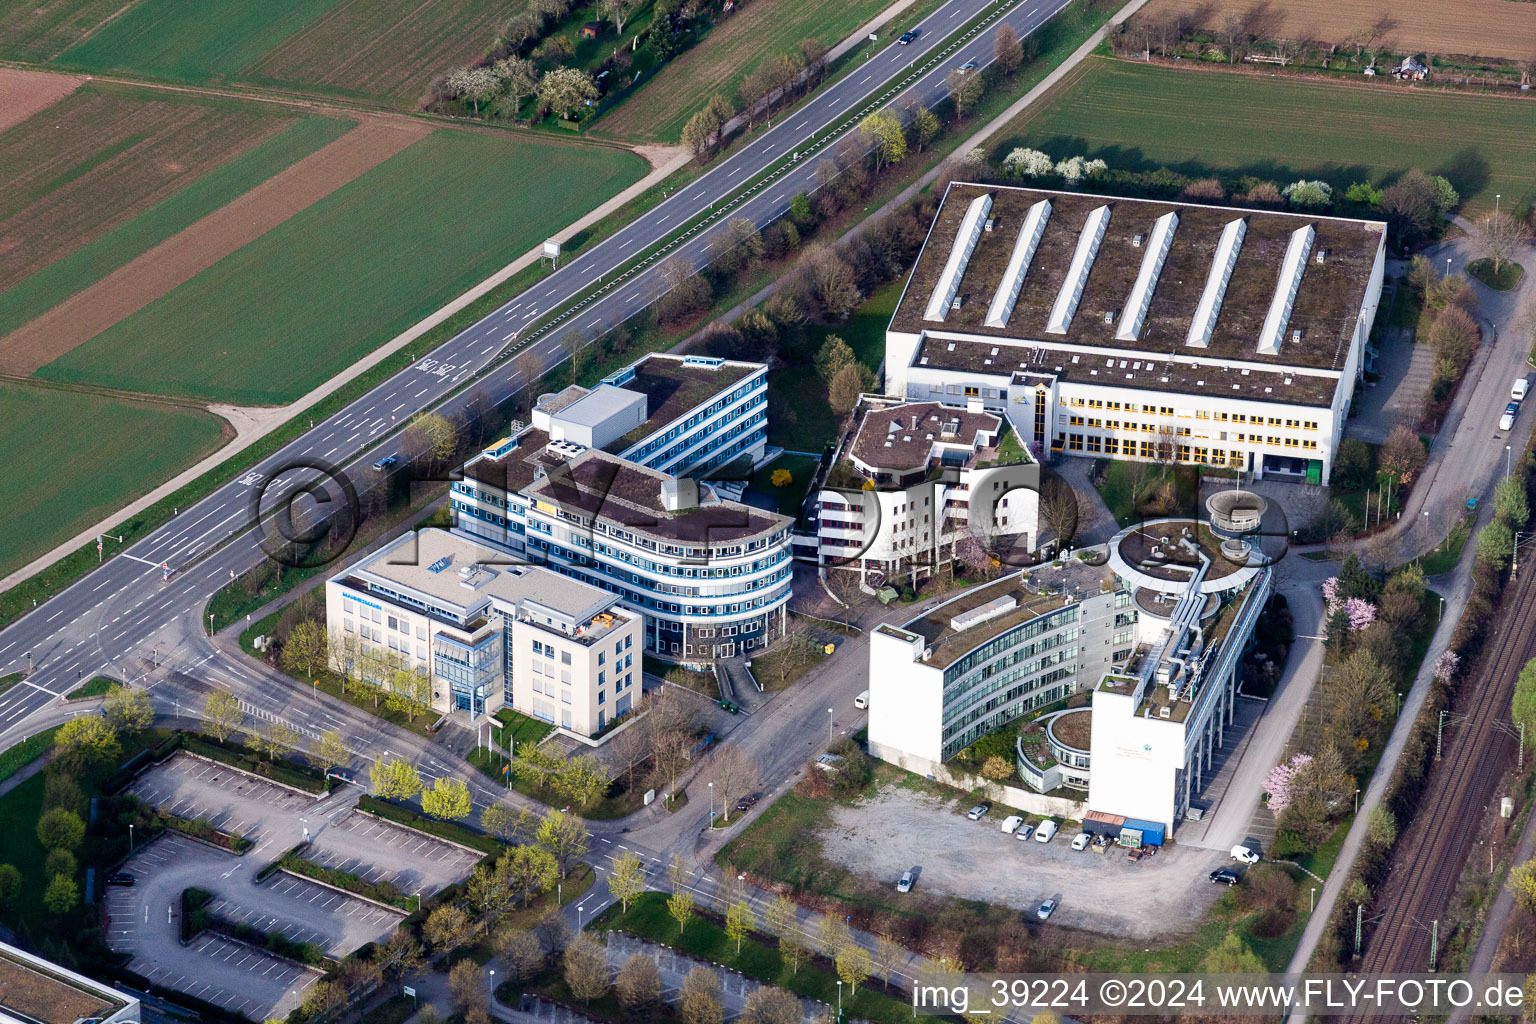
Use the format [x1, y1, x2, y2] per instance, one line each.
[898, 29, 919, 44]
[1208, 869, 1240, 887]
[735, 792, 762, 812]
[106, 872, 135, 887]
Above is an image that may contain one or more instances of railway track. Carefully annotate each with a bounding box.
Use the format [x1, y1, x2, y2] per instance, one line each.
[1348, 565, 1536, 1006]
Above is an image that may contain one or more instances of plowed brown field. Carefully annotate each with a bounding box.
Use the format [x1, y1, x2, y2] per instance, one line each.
[1139, 0, 1536, 62]
[0, 117, 428, 375]
[0, 85, 286, 293]
[0, 67, 84, 132]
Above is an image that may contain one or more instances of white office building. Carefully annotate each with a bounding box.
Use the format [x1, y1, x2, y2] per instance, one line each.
[325, 528, 642, 736]
[453, 437, 793, 666]
[868, 515, 1272, 833]
[814, 398, 1039, 587]
[885, 184, 1387, 484]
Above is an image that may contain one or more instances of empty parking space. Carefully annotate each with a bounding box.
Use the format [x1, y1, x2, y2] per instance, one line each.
[130, 752, 320, 851]
[132, 932, 319, 1019]
[305, 810, 480, 896]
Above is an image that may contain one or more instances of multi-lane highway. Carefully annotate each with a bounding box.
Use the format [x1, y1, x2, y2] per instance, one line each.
[0, 0, 1075, 743]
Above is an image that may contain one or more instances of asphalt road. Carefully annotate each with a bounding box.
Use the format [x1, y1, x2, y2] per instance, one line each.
[0, 0, 1072, 744]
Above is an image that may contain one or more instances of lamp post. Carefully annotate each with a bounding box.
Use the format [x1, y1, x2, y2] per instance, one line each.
[1508, 444, 1513, 480]
[827, 707, 834, 744]
[488, 969, 495, 1003]
[708, 781, 715, 824]
[837, 980, 843, 1020]
[129, 823, 134, 854]
[1445, 256, 1452, 278]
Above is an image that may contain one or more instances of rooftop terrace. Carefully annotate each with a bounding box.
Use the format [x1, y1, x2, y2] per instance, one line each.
[848, 402, 1001, 473]
[892, 184, 1384, 373]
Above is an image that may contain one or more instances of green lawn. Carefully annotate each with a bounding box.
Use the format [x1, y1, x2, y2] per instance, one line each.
[0, 381, 229, 579]
[1418, 518, 1472, 576]
[746, 454, 818, 517]
[591, 892, 942, 1024]
[767, 280, 902, 452]
[65, 676, 115, 701]
[1468, 258, 1524, 291]
[593, 0, 893, 143]
[1095, 460, 1199, 526]
[38, 130, 648, 404]
[0, 113, 353, 339]
[1002, 57, 1536, 214]
[47, 0, 342, 82]
[0, 726, 60, 785]
[493, 707, 555, 750]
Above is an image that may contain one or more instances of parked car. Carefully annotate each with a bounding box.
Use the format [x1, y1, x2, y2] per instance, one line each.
[1034, 819, 1058, 843]
[1070, 832, 1091, 851]
[1230, 844, 1261, 864]
[897, 871, 913, 893]
[854, 690, 870, 710]
[967, 802, 991, 820]
[734, 792, 761, 812]
[1503, 401, 1520, 431]
[957, 59, 978, 70]
[1001, 815, 1025, 835]
[1015, 824, 1035, 842]
[1209, 869, 1241, 886]
[1036, 898, 1058, 921]
[106, 872, 135, 887]
[898, 29, 919, 44]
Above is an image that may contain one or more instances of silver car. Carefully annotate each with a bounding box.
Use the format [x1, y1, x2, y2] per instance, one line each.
[1037, 898, 1057, 921]
[897, 871, 913, 893]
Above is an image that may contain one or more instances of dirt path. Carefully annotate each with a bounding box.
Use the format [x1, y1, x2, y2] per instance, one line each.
[0, 66, 84, 131]
[0, 116, 430, 375]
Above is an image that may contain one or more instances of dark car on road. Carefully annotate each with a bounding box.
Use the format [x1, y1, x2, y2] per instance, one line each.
[898, 29, 919, 44]
[1209, 869, 1241, 886]
[735, 792, 761, 812]
[106, 873, 135, 887]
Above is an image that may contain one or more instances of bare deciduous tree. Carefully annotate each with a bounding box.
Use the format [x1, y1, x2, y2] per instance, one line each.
[706, 743, 759, 822]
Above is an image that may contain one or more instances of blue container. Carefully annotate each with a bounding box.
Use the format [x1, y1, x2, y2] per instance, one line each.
[1122, 817, 1166, 847]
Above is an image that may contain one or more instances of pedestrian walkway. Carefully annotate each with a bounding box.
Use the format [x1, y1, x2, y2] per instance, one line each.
[603, 932, 824, 1023]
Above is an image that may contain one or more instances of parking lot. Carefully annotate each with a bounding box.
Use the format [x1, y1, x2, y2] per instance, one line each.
[106, 752, 484, 1017]
[816, 785, 1230, 939]
[131, 752, 480, 894]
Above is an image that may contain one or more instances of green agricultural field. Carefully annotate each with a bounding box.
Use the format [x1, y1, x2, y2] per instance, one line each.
[594, 0, 891, 143]
[0, 382, 229, 578]
[37, 131, 647, 405]
[41, 0, 340, 82]
[1000, 57, 1536, 214]
[0, 114, 352, 338]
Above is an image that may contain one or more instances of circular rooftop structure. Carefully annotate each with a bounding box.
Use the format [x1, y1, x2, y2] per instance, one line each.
[1206, 489, 1268, 536]
[1107, 518, 1262, 597]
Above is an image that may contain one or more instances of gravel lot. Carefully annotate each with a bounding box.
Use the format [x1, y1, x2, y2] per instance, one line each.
[815, 786, 1231, 939]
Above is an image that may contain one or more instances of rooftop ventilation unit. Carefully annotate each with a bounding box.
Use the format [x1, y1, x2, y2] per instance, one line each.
[924, 193, 993, 321]
[1117, 211, 1179, 342]
[427, 556, 453, 574]
[1186, 218, 1246, 348]
[984, 199, 1051, 328]
[950, 594, 1018, 631]
[1257, 224, 1316, 355]
[1046, 205, 1111, 335]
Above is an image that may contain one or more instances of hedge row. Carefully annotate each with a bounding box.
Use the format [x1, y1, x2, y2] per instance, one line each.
[355, 795, 499, 854]
[275, 849, 413, 912]
[183, 734, 330, 794]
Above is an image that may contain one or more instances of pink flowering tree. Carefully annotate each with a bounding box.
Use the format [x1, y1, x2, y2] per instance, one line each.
[1263, 752, 1313, 815]
[1343, 597, 1377, 631]
[1321, 577, 1341, 614]
[1434, 650, 1460, 684]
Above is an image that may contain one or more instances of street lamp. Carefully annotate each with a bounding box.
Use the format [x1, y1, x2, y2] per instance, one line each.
[827, 707, 834, 744]
[708, 781, 714, 823]
[1445, 256, 1452, 278]
[837, 980, 843, 1019]
[488, 969, 495, 1002]
[1507, 444, 1513, 480]
[129, 823, 134, 854]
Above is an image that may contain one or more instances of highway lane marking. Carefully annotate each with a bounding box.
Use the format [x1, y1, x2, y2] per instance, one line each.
[416, 386, 429, 396]
[325, 447, 337, 457]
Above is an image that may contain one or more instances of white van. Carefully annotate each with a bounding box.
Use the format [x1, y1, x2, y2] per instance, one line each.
[1515, 377, 1529, 403]
[1231, 845, 1261, 864]
[1000, 815, 1025, 835]
[854, 690, 870, 710]
[1034, 819, 1058, 843]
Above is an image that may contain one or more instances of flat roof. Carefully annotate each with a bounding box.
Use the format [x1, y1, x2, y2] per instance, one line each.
[912, 336, 1337, 408]
[604, 354, 761, 453]
[460, 428, 557, 493]
[558, 384, 646, 430]
[525, 449, 789, 545]
[848, 402, 1000, 472]
[347, 528, 620, 623]
[0, 946, 128, 1024]
[892, 184, 1384, 373]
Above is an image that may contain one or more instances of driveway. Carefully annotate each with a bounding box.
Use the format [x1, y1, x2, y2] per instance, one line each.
[813, 784, 1228, 939]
